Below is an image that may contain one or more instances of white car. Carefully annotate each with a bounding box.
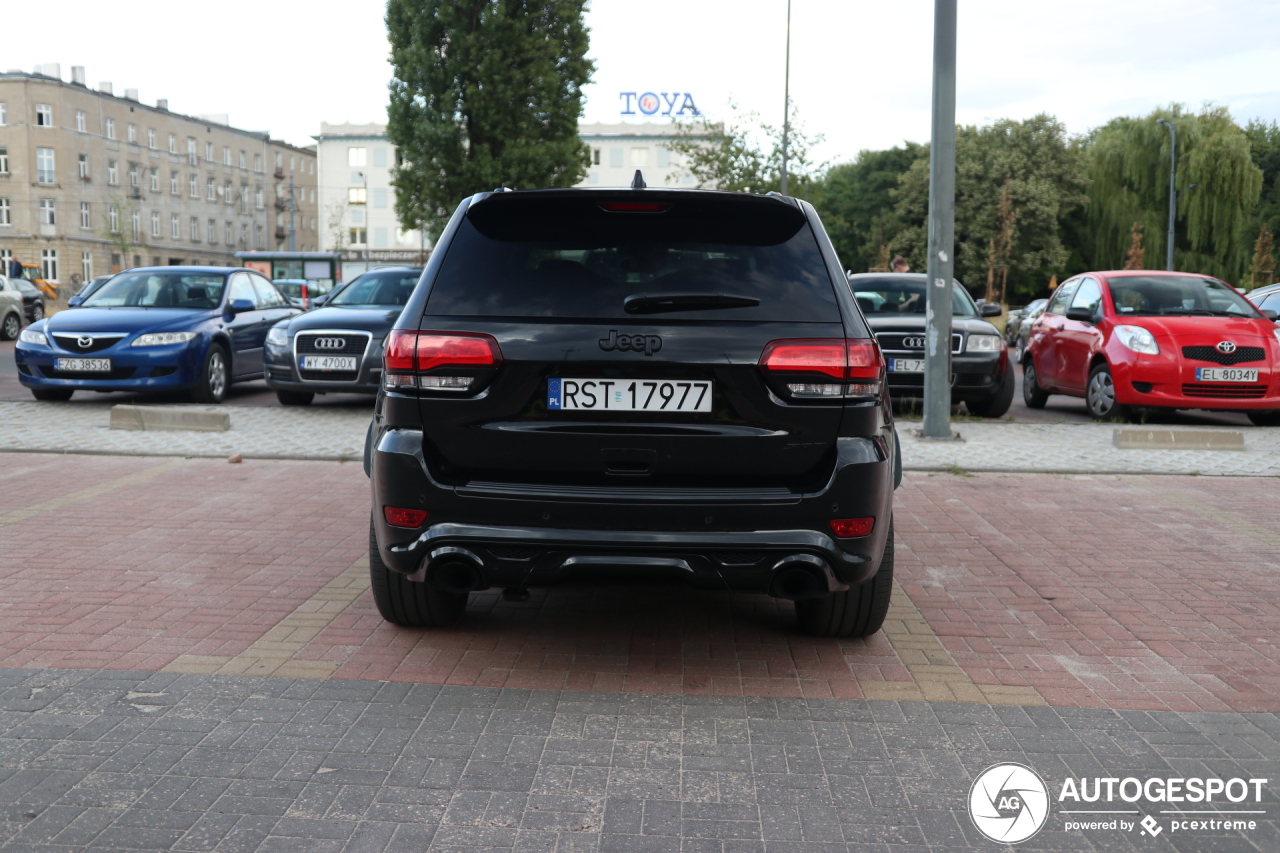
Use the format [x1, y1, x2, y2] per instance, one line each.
[0, 276, 26, 340]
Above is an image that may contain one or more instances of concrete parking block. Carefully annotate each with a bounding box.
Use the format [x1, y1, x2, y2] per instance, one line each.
[109, 405, 232, 432]
[1113, 427, 1244, 449]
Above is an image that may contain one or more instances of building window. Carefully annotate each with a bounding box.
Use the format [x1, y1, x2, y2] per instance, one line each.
[0, 198, 10, 226]
[631, 148, 648, 167]
[350, 208, 363, 225]
[189, 174, 198, 198]
[592, 148, 601, 165]
[255, 188, 263, 209]
[240, 224, 248, 246]
[274, 152, 282, 170]
[151, 211, 160, 237]
[609, 148, 623, 168]
[348, 147, 367, 167]
[348, 187, 367, 205]
[80, 202, 91, 229]
[224, 180, 232, 203]
[1, 103, 7, 125]
[225, 222, 233, 245]
[148, 128, 156, 148]
[208, 219, 217, 244]
[82, 251, 92, 283]
[171, 214, 180, 239]
[373, 227, 388, 248]
[253, 153, 262, 172]
[41, 249, 58, 282]
[37, 148, 55, 183]
[290, 155, 296, 172]
[36, 104, 53, 126]
[239, 185, 249, 213]
[75, 109, 84, 132]
[39, 199, 56, 226]
[78, 153, 89, 179]
[168, 171, 178, 194]
[168, 133, 177, 154]
[0, 148, 7, 174]
[206, 178, 215, 200]
[107, 159, 118, 185]
[223, 146, 231, 165]
[149, 167, 158, 191]
[187, 138, 197, 165]
[106, 117, 115, 139]
[109, 207, 120, 232]
[131, 210, 140, 240]
[239, 151, 246, 169]
[205, 142, 213, 161]
[310, 188, 315, 203]
[373, 188, 387, 208]
[128, 123, 137, 143]
[255, 224, 264, 249]
[656, 148, 671, 168]
[190, 216, 200, 242]
[349, 227, 367, 245]
[129, 165, 139, 187]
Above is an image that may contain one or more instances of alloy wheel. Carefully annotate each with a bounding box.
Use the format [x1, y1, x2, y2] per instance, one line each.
[32, 304, 44, 321]
[208, 351, 227, 400]
[1087, 370, 1115, 416]
[2, 315, 18, 339]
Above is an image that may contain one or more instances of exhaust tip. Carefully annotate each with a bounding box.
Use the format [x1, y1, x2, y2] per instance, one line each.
[424, 547, 487, 592]
[768, 559, 831, 601]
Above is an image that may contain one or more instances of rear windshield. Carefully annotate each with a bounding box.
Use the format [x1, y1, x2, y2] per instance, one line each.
[425, 198, 838, 321]
[1108, 275, 1260, 317]
[850, 276, 977, 317]
[329, 270, 420, 306]
[83, 272, 225, 309]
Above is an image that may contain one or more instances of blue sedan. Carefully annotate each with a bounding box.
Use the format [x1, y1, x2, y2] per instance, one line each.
[15, 266, 299, 403]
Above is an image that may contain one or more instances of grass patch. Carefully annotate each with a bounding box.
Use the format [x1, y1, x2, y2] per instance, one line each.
[945, 464, 975, 478]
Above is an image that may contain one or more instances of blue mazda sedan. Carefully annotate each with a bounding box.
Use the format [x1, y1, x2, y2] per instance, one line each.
[15, 266, 299, 403]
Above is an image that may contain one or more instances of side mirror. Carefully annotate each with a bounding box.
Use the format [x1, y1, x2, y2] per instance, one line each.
[980, 303, 1003, 317]
[227, 298, 255, 314]
[1263, 309, 1278, 321]
[1065, 306, 1095, 323]
[68, 296, 84, 308]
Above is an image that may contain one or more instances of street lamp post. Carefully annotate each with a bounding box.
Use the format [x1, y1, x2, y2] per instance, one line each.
[1156, 118, 1176, 271]
[780, 0, 791, 195]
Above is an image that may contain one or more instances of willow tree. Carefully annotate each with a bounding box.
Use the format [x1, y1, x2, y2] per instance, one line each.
[1086, 105, 1262, 281]
[385, 0, 594, 238]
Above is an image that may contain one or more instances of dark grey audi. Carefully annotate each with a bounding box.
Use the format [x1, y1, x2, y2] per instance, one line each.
[264, 268, 420, 405]
[366, 187, 899, 637]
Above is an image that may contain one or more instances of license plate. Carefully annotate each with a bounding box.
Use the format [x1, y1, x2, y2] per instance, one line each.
[889, 359, 925, 373]
[548, 378, 712, 412]
[300, 356, 357, 371]
[55, 358, 111, 372]
[1195, 368, 1258, 382]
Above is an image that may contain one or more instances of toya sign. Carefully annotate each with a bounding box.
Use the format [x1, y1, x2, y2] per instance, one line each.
[620, 92, 700, 117]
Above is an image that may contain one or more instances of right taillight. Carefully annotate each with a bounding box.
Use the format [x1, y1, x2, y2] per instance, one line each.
[759, 338, 884, 399]
[384, 330, 502, 393]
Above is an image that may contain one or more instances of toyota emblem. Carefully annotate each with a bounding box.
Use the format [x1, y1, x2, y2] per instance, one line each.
[1216, 341, 1237, 354]
[315, 337, 345, 350]
[77, 335, 93, 348]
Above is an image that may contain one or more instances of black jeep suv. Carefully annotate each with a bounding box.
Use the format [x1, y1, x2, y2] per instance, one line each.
[366, 188, 899, 637]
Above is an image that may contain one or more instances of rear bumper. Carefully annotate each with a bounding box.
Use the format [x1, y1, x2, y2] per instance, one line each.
[371, 427, 895, 592]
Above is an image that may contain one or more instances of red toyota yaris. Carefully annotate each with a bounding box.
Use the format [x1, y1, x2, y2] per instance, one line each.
[1022, 270, 1280, 425]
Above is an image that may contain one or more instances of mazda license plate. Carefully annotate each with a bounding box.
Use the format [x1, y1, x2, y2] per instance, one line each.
[548, 378, 712, 412]
[55, 358, 111, 372]
[889, 359, 925, 373]
[300, 356, 357, 371]
[1195, 368, 1257, 382]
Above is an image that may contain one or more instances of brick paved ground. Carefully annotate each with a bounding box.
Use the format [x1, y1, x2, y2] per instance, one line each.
[1, 667, 1277, 852]
[3, 454, 1279, 714]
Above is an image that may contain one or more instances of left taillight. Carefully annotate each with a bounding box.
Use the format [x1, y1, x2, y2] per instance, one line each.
[384, 330, 502, 392]
[759, 338, 884, 399]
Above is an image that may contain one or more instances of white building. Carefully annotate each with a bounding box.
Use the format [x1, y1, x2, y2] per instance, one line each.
[314, 122, 425, 277]
[576, 122, 698, 188]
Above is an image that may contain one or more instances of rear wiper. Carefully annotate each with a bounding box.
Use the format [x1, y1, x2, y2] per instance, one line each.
[623, 292, 761, 314]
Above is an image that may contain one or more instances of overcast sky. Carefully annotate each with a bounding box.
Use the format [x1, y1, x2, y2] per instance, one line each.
[9, 0, 1280, 167]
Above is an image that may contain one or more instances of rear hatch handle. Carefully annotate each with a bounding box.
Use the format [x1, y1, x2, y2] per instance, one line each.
[623, 292, 761, 314]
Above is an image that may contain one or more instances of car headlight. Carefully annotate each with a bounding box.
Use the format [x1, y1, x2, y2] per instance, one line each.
[1114, 324, 1160, 355]
[964, 333, 1003, 353]
[18, 329, 48, 346]
[266, 326, 289, 346]
[131, 332, 197, 347]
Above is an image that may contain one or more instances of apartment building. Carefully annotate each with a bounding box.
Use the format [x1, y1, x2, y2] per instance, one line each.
[0, 64, 318, 294]
[577, 122, 701, 188]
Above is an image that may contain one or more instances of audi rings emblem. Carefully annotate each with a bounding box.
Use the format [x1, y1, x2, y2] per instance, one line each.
[902, 336, 926, 349]
[314, 337, 346, 350]
[77, 335, 94, 348]
[1216, 341, 1237, 354]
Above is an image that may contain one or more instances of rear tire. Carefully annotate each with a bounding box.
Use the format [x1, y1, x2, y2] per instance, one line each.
[276, 389, 314, 406]
[32, 388, 73, 401]
[1085, 362, 1131, 422]
[31, 303, 44, 322]
[965, 368, 1014, 418]
[190, 344, 228, 404]
[0, 312, 20, 340]
[1022, 358, 1049, 409]
[795, 520, 894, 638]
[369, 521, 468, 628]
[1248, 410, 1280, 426]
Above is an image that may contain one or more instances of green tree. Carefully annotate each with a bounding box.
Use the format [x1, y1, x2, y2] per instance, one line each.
[1244, 119, 1280, 265]
[1085, 105, 1262, 282]
[891, 114, 1090, 300]
[665, 104, 823, 198]
[385, 0, 594, 237]
[812, 144, 921, 273]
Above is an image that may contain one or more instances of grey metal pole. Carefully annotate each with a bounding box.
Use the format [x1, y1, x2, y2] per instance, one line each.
[1157, 118, 1176, 271]
[921, 0, 958, 439]
[287, 175, 297, 252]
[780, 0, 791, 195]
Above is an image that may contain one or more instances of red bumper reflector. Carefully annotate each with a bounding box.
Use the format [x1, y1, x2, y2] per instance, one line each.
[829, 517, 875, 538]
[384, 506, 428, 528]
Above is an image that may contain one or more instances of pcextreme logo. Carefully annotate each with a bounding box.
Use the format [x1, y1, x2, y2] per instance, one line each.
[969, 763, 1270, 844]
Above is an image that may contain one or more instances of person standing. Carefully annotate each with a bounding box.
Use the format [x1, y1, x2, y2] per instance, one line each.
[8, 257, 22, 279]
[890, 255, 911, 273]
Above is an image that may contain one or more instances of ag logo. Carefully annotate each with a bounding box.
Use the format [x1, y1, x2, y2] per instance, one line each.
[969, 763, 1049, 844]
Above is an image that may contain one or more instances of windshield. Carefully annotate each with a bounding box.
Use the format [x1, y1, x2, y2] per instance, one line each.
[83, 272, 226, 309]
[851, 276, 977, 317]
[1108, 275, 1260, 317]
[15, 280, 40, 294]
[330, 270, 421, 306]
